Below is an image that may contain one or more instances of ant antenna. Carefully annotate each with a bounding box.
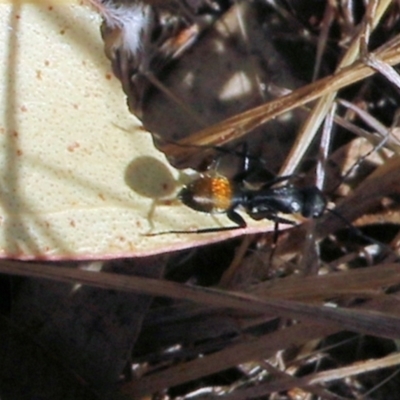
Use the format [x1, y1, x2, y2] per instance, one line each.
[297, 103, 335, 275]
[325, 207, 394, 258]
[331, 99, 390, 193]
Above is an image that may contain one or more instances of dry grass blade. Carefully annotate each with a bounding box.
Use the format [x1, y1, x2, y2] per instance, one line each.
[217, 352, 400, 400]
[250, 263, 400, 301]
[5, 1, 400, 398]
[123, 323, 339, 398]
[1, 260, 400, 339]
[162, 35, 400, 163]
[280, 0, 393, 176]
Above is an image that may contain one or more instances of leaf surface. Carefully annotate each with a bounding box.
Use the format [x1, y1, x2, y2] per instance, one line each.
[0, 1, 273, 260]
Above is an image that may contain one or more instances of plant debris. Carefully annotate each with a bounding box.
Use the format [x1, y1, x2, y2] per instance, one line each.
[3, 0, 400, 399]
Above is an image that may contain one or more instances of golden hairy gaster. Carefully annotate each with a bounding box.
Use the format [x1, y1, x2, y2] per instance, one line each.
[179, 175, 233, 214]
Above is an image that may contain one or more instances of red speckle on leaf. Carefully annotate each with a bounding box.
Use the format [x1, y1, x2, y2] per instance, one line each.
[16, 149, 23, 156]
[70, 220, 76, 227]
[67, 142, 80, 152]
[12, 131, 18, 138]
[98, 193, 105, 200]
[44, 60, 50, 67]
[20, 105, 28, 112]
[48, 6, 53, 11]
[36, 70, 42, 80]
[105, 73, 112, 80]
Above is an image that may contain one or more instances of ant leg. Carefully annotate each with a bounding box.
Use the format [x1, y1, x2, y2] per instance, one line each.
[231, 143, 277, 184]
[231, 142, 252, 184]
[268, 220, 280, 265]
[144, 224, 241, 236]
[226, 209, 247, 228]
[241, 143, 251, 176]
[249, 211, 297, 226]
[144, 209, 247, 236]
[258, 175, 300, 190]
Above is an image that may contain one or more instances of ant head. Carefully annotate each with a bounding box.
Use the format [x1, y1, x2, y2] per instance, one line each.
[301, 187, 327, 219]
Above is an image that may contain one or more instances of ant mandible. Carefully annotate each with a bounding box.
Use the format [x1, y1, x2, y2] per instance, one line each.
[151, 148, 327, 235]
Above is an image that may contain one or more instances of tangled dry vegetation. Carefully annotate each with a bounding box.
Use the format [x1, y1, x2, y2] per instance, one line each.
[3, 0, 400, 399]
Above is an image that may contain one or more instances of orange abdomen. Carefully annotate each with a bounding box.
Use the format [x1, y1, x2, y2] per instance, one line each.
[178, 175, 233, 213]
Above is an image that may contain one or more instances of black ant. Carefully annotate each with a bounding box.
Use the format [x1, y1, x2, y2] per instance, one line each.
[147, 141, 392, 267]
[148, 149, 327, 235]
[178, 173, 326, 232]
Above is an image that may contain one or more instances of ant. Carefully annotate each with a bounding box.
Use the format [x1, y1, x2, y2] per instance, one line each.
[148, 141, 393, 266]
[178, 173, 326, 233]
[148, 148, 327, 235]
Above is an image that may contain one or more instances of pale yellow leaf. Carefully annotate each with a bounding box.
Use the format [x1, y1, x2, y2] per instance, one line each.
[0, 0, 274, 260]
